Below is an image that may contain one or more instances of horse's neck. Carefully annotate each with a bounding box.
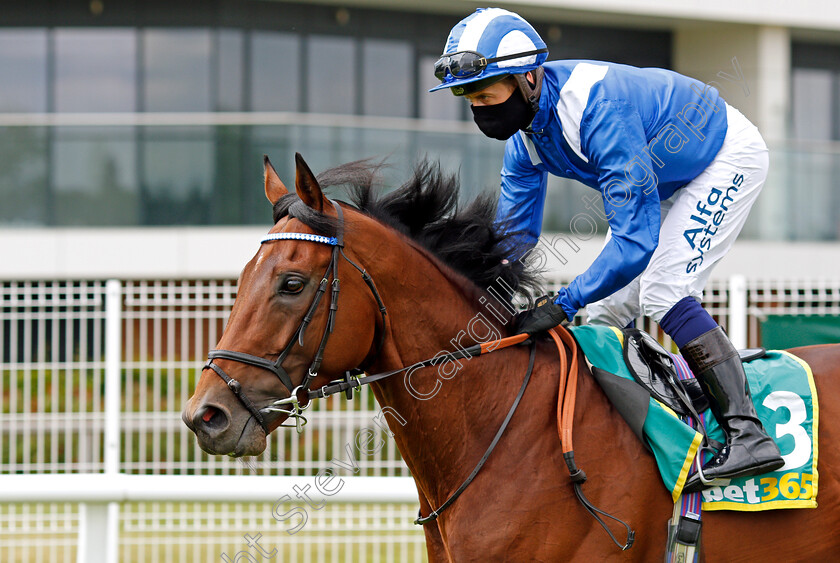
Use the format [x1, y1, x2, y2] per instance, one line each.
[360, 236, 640, 518]
[358, 235, 541, 501]
[365, 234, 499, 372]
[372, 342, 538, 504]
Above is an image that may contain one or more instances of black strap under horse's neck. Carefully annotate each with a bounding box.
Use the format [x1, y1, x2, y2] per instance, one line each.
[414, 338, 536, 525]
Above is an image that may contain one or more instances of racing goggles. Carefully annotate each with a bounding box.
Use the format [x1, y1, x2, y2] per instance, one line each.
[434, 48, 548, 81]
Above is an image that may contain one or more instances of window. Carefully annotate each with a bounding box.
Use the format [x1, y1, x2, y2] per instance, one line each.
[143, 29, 212, 112]
[217, 29, 244, 112]
[0, 29, 48, 224]
[0, 5, 685, 230]
[54, 28, 136, 112]
[362, 39, 411, 117]
[791, 42, 840, 141]
[792, 68, 834, 140]
[250, 31, 300, 112]
[0, 29, 47, 112]
[52, 126, 138, 226]
[419, 54, 463, 121]
[141, 127, 215, 225]
[307, 35, 355, 114]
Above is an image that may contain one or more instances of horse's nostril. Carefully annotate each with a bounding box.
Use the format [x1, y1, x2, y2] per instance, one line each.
[195, 405, 229, 433]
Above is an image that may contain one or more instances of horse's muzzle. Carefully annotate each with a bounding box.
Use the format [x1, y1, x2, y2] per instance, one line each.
[182, 398, 267, 457]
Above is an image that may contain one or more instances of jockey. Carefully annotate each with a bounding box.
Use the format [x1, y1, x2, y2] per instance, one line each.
[430, 7, 783, 492]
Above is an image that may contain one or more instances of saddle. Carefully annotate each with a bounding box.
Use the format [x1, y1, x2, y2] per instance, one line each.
[622, 328, 766, 417]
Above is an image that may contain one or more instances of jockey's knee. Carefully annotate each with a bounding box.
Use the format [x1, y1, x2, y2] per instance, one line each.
[587, 306, 629, 328]
[641, 292, 705, 324]
[640, 289, 691, 323]
[639, 276, 703, 323]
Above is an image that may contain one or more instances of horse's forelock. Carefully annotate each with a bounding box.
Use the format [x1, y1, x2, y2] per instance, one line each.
[271, 194, 339, 237]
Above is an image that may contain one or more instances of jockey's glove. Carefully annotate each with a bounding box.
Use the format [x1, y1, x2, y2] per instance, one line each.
[513, 294, 572, 335]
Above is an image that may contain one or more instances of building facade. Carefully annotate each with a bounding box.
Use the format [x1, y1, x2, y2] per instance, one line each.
[1, 0, 840, 278]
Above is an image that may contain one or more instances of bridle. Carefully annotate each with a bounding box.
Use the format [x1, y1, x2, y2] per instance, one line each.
[204, 199, 387, 433]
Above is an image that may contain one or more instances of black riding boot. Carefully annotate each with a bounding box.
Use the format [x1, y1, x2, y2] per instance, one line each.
[681, 327, 784, 493]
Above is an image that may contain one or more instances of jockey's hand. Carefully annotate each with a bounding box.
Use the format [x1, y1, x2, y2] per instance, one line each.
[513, 294, 571, 335]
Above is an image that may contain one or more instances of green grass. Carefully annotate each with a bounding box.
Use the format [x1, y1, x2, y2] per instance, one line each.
[0, 501, 429, 563]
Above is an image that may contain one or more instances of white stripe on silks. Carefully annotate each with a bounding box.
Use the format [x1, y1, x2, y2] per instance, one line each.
[556, 63, 609, 163]
[496, 30, 537, 67]
[456, 8, 519, 52]
[519, 131, 542, 166]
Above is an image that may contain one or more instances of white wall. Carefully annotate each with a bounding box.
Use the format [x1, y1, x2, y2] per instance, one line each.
[3, 227, 840, 282]
[514, 0, 840, 29]
[310, 0, 840, 31]
[518, 236, 840, 282]
[673, 23, 791, 142]
[0, 227, 264, 281]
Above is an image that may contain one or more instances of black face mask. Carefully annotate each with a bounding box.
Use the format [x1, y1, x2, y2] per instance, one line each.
[471, 90, 535, 141]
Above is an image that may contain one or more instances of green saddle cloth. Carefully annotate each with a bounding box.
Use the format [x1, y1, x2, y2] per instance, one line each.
[569, 325, 818, 510]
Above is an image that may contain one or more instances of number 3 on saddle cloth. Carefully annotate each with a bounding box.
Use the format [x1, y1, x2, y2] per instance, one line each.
[569, 325, 819, 511]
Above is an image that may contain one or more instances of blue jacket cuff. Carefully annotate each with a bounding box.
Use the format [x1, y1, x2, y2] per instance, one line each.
[553, 288, 579, 322]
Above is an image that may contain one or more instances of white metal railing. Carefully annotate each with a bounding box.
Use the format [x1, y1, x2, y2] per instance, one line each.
[3, 275, 840, 561]
[0, 278, 409, 477]
[1, 278, 424, 563]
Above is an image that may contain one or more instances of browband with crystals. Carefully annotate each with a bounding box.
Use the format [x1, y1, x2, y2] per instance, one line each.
[261, 233, 339, 246]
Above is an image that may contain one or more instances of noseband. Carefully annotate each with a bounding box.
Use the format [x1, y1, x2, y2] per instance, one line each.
[204, 200, 387, 433]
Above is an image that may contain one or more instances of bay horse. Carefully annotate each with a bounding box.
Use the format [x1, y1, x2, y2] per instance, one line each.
[182, 153, 840, 561]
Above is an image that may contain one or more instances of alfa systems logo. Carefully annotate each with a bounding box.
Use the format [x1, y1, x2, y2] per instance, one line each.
[683, 172, 745, 273]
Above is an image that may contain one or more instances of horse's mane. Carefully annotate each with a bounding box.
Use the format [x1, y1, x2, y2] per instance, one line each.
[272, 158, 540, 300]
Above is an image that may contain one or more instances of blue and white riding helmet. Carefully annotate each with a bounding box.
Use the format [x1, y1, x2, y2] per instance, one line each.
[430, 8, 548, 95]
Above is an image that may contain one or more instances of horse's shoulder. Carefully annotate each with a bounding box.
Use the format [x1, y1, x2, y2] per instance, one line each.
[785, 343, 840, 367]
[784, 344, 840, 403]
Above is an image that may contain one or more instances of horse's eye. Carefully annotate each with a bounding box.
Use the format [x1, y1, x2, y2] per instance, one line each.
[280, 278, 305, 294]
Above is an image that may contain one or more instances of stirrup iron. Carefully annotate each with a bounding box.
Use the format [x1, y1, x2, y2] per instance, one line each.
[692, 445, 728, 488]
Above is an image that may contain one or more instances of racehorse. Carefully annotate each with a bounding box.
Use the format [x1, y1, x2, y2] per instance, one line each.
[182, 153, 840, 561]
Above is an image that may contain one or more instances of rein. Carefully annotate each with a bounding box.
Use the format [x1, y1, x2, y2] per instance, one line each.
[415, 335, 536, 525]
[548, 328, 635, 551]
[414, 327, 634, 552]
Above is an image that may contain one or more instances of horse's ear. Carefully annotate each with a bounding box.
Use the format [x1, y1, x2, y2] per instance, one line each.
[264, 155, 289, 205]
[294, 152, 327, 212]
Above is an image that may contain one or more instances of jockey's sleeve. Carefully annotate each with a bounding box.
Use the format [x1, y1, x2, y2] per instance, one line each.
[495, 133, 548, 260]
[561, 99, 661, 318]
